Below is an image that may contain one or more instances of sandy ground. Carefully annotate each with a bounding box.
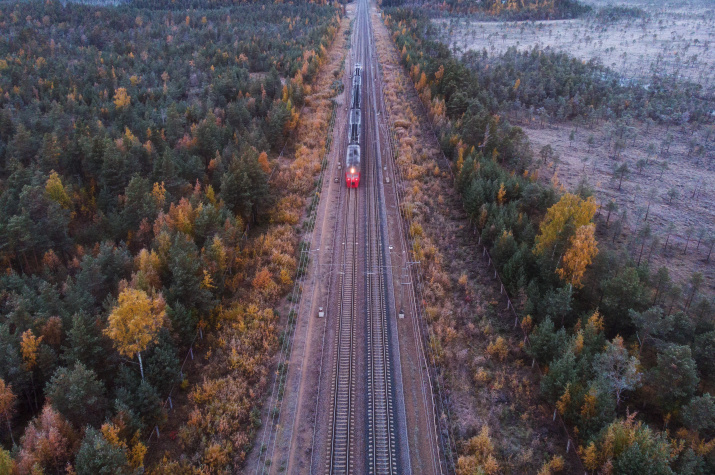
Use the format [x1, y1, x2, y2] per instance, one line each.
[435, 0, 715, 92]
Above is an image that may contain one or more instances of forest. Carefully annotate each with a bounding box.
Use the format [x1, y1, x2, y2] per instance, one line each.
[458, 47, 714, 126]
[0, 0, 340, 472]
[385, 6, 715, 474]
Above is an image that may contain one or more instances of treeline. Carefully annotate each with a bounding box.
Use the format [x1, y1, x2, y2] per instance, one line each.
[381, 0, 591, 21]
[385, 7, 715, 474]
[458, 46, 714, 125]
[0, 0, 340, 472]
[591, 5, 647, 23]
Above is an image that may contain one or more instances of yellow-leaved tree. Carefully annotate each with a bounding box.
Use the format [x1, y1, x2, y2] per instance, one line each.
[556, 223, 598, 288]
[104, 287, 166, 380]
[113, 87, 131, 109]
[534, 192, 597, 257]
[45, 171, 72, 209]
[20, 330, 43, 371]
[496, 182, 506, 206]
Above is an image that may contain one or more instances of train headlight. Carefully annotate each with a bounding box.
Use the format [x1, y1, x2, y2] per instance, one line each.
[350, 167, 355, 174]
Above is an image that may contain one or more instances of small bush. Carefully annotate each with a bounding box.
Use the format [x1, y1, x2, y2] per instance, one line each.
[486, 336, 509, 361]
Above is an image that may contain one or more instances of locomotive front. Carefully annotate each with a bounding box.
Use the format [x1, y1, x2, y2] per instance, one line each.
[345, 144, 361, 188]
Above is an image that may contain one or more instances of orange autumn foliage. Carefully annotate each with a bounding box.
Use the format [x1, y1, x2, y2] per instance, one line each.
[20, 330, 43, 371]
[15, 405, 77, 475]
[534, 193, 597, 256]
[556, 223, 598, 288]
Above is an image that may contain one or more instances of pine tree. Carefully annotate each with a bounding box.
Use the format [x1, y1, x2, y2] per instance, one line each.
[121, 175, 156, 235]
[61, 312, 110, 371]
[681, 394, 715, 437]
[592, 336, 642, 407]
[152, 148, 182, 195]
[101, 143, 131, 200]
[693, 331, 715, 381]
[75, 427, 129, 475]
[8, 124, 36, 166]
[194, 112, 221, 166]
[45, 363, 108, 429]
[648, 343, 699, 412]
[39, 133, 61, 173]
[144, 330, 180, 394]
[541, 349, 578, 402]
[167, 233, 212, 313]
[165, 104, 185, 147]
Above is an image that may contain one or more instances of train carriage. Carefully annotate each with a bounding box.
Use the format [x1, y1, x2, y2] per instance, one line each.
[352, 65, 361, 108]
[349, 109, 361, 145]
[352, 84, 361, 109]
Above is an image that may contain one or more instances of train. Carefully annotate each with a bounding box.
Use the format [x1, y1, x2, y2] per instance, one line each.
[346, 63, 362, 188]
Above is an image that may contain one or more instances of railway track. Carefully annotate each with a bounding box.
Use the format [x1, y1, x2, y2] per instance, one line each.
[365, 86, 397, 475]
[362, 1, 397, 472]
[327, 189, 358, 474]
[325, 1, 399, 473]
[365, 4, 448, 474]
[325, 5, 363, 474]
[251, 1, 443, 473]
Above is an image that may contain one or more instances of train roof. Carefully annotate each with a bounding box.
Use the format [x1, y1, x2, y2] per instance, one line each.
[346, 144, 360, 166]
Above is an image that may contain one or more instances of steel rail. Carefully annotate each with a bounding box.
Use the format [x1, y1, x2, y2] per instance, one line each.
[326, 188, 358, 474]
[363, 1, 399, 473]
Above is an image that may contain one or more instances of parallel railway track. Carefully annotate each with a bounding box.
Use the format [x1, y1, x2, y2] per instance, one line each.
[365, 92, 397, 475]
[326, 189, 359, 474]
[363, 1, 397, 472]
[326, 1, 398, 473]
[325, 4, 363, 473]
[253, 1, 445, 473]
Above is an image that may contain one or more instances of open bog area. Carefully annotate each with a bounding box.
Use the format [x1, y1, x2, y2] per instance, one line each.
[432, 0, 715, 296]
[521, 119, 715, 293]
[435, 0, 715, 93]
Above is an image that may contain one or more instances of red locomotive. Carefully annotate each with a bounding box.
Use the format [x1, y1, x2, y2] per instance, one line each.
[346, 144, 360, 188]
